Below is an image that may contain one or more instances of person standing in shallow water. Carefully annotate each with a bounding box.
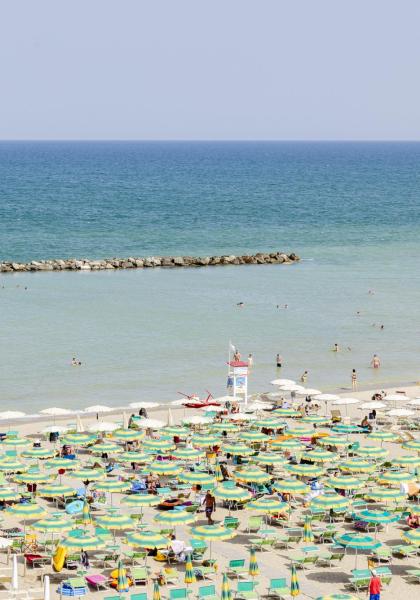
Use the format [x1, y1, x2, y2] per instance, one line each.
[371, 354, 381, 369]
[276, 354, 282, 368]
[351, 369, 357, 390]
[300, 371, 308, 384]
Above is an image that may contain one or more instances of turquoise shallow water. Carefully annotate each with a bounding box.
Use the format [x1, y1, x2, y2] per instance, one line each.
[0, 142, 419, 410]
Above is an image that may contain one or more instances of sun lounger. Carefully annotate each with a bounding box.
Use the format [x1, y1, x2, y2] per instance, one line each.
[234, 581, 259, 600]
[57, 576, 88, 597]
[266, 578, 289, 599]
[198, 584, 218, 600]
[85, 573, 109, 590]
[194, 564, 217, 580]
[227, 559, 249, 579]
[391, 544, 418, 557]
[289, 553, 318, 570]
[131, 566, 150, 585]
[406, 569, 420, 584]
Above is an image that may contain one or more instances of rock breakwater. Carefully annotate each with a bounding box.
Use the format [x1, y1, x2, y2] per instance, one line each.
[0, 252, 299, 273]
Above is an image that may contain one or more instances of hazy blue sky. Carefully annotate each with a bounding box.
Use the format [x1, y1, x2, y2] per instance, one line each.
[1, 0, 419, 140]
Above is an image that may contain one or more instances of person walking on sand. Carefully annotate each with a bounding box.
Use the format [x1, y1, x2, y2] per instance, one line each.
[204, 490, 216, 524]
[351, 369, 357, 390]
[371, 354, 381, 369]
[368, 569, 381, 600]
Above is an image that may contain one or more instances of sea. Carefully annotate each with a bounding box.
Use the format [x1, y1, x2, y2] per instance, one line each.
[0, 141, 419, 411]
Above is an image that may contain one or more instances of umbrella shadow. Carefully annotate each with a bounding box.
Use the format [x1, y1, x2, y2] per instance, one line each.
[306, 571, 348, 585]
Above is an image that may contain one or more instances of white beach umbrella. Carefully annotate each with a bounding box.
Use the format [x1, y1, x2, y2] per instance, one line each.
[201, 405, 225, 412]
[408, 398, 420, 407]
[76, 414, 85, 433]
[388, 408, 414, 417]
[183, 416, 212, 425]
[210, 396, 234, 403]
[280, 384, 306, 393]
[0, 538, 12, 550]
[270, 379, 296, 386]
[360, 401, 386, 410]
[265, 392, 284, 400]
[0, 411, 26, 420]
[41, 425, 69, 434]
[136, 418, 165, 429]
[40, 407, 73, 416]
[43, 575, 50, 600]
[333, 398, 360, 406]
[314, 394, 340, 402]
[88, 421, 119, 433]
[129, 401, 160, 409]
[84, 405, 113, 413]
[229, 413, 257, 421]
[12, 553, 18, 591]
[296, 388, 322, 396]
[384, 394, 409, 402]
[245, 401, 272, 412]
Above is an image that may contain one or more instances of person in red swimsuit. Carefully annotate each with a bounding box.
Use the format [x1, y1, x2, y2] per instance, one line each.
[369, 569, 381, 600]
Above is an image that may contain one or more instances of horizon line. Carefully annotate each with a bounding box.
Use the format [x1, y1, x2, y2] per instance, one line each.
[1, 138, 420, 143]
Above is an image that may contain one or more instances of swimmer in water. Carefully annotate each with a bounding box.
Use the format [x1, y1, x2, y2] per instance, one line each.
[300, 370, 308, 384]
[333, 343, 339, 352]
[237, 302, 244, 307]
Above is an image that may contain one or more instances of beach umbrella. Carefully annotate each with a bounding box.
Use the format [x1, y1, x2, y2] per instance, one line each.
[271, 379, 296, 386]
[61, 531, 104, 551]
[0, 489, 20, 502]
[303, 515, 314, 542]
[2, 437, 30, 448]
[272, 409, 300, 418]
[39, 407, 73, 423]
[33, 516, 72, 534]
[314, 394, 340, 402]
[221, 573, 232, 600]
[184, 553, 196, 585]
[253, 418, 284, 428]
[142, 439, 175, 452]
[112, 428, 145, 442]
[62, 433, 95, 445]
[84, 404, 113, 414]
[331, 424, 362, 435]
[233, 466, 270, 484]
[339, 459, 376, 473]
[361, 401, 387, 410]
[296, 388, 321, 396]
[327, 475, 363, 490]
[366, 488, 406, 502]
[173, 448, 205, 461]
[210, 422, 238, 432]
[286, 464, 325, 478]
[190, 524, 236, 558]
[273, 478, 308, 495]
[332, 398, 359, 406]
[116, 558, 130, 594]
[90, 442, 123, 455]
[224, 443, 255, 456]
[402, 440, 420, 451]
[43, 575, 51, 600]
[72, 468, 104, 481]
[41, 425, 69, 434]
[7, 503, 47, 531]
[302, 449, 338, 463]
[126, 530, 169, 548]
[357, 510, 399, 526]
[88, 421, 118, 433]
[247, 497, 289, 514]
[0, 411, 26, 420]
[377, 471, 415, 485]
[388, 408, 414, 417]
[161, 426, 189, 436]
[22, 447, 56, 459]
[254, 453, 286, 466]
[154, 510, 196, 527]
[121, 494, 162, 508]
[213, 484, 252, 503]
[290, 564, 299, 597]
[118, 451, 150, 464]
[45, 458, 80, 470]
[38, 484, 76, 498]
[93, 479, 130, 493]
[214, 461, 223, 482]
[334, 533, 381, 567]
[355, 446, 388, 459]
[15, 472, 52, 484]
[95, 513, 134, 531]
[316, 436, 350, 448]
[76, 414, 85, 433]
[179, 471, 216, 487]
[408, 398, 420, 407]
[315, 595, 358, 600]
[12, 553, 18, 591]
[271, 439, 305, 452]
[248, 546, 259, 577]
[402, 529, 420, 546]
[148, 461, 182, 476]
[153, 579, 161, 600]
[287, 426, 313, 437]
[311, 493, 349, 511]
[82, 497, 91, 527]
[136, 418, 165, 430]
[241, 431, 270, 443]
[0, 458, 27, 472]
[301, 415, 330, 425]
[393, 454, 420, 467]
[368, 431, 399, 443]
[191, 434, 220, 447]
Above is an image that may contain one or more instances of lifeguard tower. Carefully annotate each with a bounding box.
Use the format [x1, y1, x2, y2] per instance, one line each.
[227, 360, 249, 404]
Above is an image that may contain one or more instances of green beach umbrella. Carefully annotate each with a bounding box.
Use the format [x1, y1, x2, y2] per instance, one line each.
[7, 503, 47, 527]
[112, 428, 145, 441]
[211, 423, 238, 432]
[62, 531, 104, 551]
[253, 418, 284, 428]
[118, 451, 150, 464]
[148, 461, 182, 476]
[72, 468, 105, 481]
[357, 509, 399, 524]
[2, 437, 30, 448]
[15, 472, 51, 484]
[355, 446, 388, 459]
[402, 440, 420, 452]
[272, 408, 300, 418]
[142, 439, 175, 452]
[0, 489, 20, 502]
[121, 494, 162, 508]
[270, 439, 305, 452]
[317, 436, 350, 448]
[368, 431, 398, 442]
[153, 579, 162, 600]
[126, 530, 169, 548]
[173, 448, 205, 461]
[191, 434, 221, 447]
[179, 471, 216, 486]
[273, 478, 308, 495]
[33, 516, 73, 534]
[301, 449, 338, 463]
[213, 484, 252, 503]
[402, 528, 420, 546]
[233, 466, 270, 484]
[366, 488, 407, 502]
[254, 453, 286, 466]
[154, 510, 196, 527]
[93, 479, 130, 493]
[22, 448, 55, 459]
[315, 595, 359, 600]
[393, 455, 420, 467]
[331, 424, 362, 435]
[301, 415, 329, 425]
[339, 459, 376, 473]
[214, 461, 223, 482]
[191, 524, 236, 557]
[311, 493, 349, 511]
[184, 553, 196, 584]
[90, 442, 123, 454]
[287, 426, 313, 437]
[290, 564, 300, 597]
[247, 497, 289, 514]
[377, 471, 415, 485]
[45, 458, 80, 470]
[326, 475, 363, 490]
[303, 515, 314, 542]
[334, 533, 381, 567]
[116, 558, 130, 593]
[95, 513, 134, 530]
[0, 458, 27, 472]
[221, 572, 232, 600]
[248, 546, 259, 577]
[161, 426, 189, 436]
[62, 433, 96, 445]
[224, 443, 255, 456]
[241, 431, 270, 443]
[285, 463, 325, 478]
[37, 484, 76, 497]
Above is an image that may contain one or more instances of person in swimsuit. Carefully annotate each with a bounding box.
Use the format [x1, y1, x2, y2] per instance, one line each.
[371, 354, 381, 369]
[300, 371, 308, 384]
[351, 369, 357, 390]
[204, 490, 216, 524]
[276, 354, 282, 368]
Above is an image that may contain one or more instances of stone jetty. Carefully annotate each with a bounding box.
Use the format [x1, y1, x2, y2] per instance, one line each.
[0, 251, 299, 273]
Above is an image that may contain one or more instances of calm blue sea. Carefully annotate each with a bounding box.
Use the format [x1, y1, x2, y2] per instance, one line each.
[0, 142, 419, 410]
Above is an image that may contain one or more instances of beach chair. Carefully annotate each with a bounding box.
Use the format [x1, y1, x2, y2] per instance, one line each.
[348, 573, 370, 592]
[234, 580, 259, 600]
[124, 549, 148, 565]
[197, 585, 218, 600]
[405, 569, 420, 584]
[131, 566, 150, 585]
[194, 564, 217, 580]
[162, 566, 179, 584]
[227, 559, 248, 579]
[371, 546, 392, 563]
[246, 516, 263, 533]
[131, 594, 148, 600]
[58, 577, 88, 597]
[224, 516, 240, 530]
[168, 588, 193, 600]
[289, 553, 318, 570]
[85, 574, 109, 590]
[248, 537, 275, 551]
[391, 544, 418, 557]
[267, 578, 289, 599]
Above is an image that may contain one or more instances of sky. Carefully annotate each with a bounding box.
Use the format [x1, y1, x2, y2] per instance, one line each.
[1, 0, 420, 140]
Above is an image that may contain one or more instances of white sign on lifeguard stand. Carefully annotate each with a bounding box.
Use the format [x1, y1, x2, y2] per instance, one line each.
[227, 360, 249, 404]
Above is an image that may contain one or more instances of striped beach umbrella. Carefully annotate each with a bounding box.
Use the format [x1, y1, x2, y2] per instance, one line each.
[233, 466, 270, 484]
[213, 484, 252, 503]
[118, 451, 150, 464]
[286, 463, 325, 478]
[116, 558, 130, 593]
[290, 564, 299, 597]
[366, 488, 407, 502]
[95, 513, 134, 530]
[311, 493, 349, 511]
[317, 436, 350, 448]
[368, 431, 398, 442]
[248, 546, 259, 577]
[339, 459, 376, 473]
[191, 524, 236, 557]
[90, 442, 123, 454]
[82, 497, 91, 527]
[253, 418, 284, 428]
[148, 461, 183, 476]
[72, 468, 105, 481]
[93, 479, 130, 493]
[61, 531, 104, 551]
[272, 409, 300, 418]
[303, 515, 313, 542]
[191, 434, 220, 447]
[247, 497, 289, 514]
[121, 494, 162, 508]
[22, 448, 56, 459]
[126, 530, 169, 549]
[221, 572, 232, 600]
[357, 510, 399, 525]
[173, 448, 205, 461]
[142, 439, 175, 452]
[402, 528, 420, 546]
[37, 484, 76, 498]
[334, 533, 381, 567]
[287, 426, 314, 437]
[184, 553, 196, 584]
[15, 472, 51, 484]
[302, 449, 338, 463]
[377, 471, 415, 485]
[301, 415, 329, 425]
[402, 440, 420, 452]
[2, 437, 30, 448]
[0, 459, 27, 472]
[214, 461, 223, 482]
[271, 438, 305, 451]
[331, 424, 362, 435]
[393, 454, 420, 467]
[315, 595, 359, 600]
[33, 516, 73, 534]
[211, 423, 238, 432]
[154, 510, 196, 527]
[153, 579, 162, 600]
[112, 428, 145, 442]
[62, 433, 96, 445]
[273, 478, 308, 495]
[161, 426, 189, 436]
[356, 446, 388, 459]
[254, 453, 286, 466]
[0, 489, 20, 502]
[241, 431, 270, 443]
[45, 458, 80, 470]
[7, 503, 47, 520]
[326, 475, 363, 490]
[179, 471, 216, 486]
[224, 444, 255, 456]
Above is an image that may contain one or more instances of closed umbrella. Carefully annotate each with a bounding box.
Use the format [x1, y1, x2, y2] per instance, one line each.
[303, 515, 313, 542]
[12, 553, 18, 591]
[82, 497, 91, 527]
[221, 572, 232, 600]
[290, 564, 299, 597]
[248, 546, 259, 577]
[153, 579, 162, 600]
[184, 553, 196, 584]
[116, 558, 130, 594]
[43, 575, 51, 600]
